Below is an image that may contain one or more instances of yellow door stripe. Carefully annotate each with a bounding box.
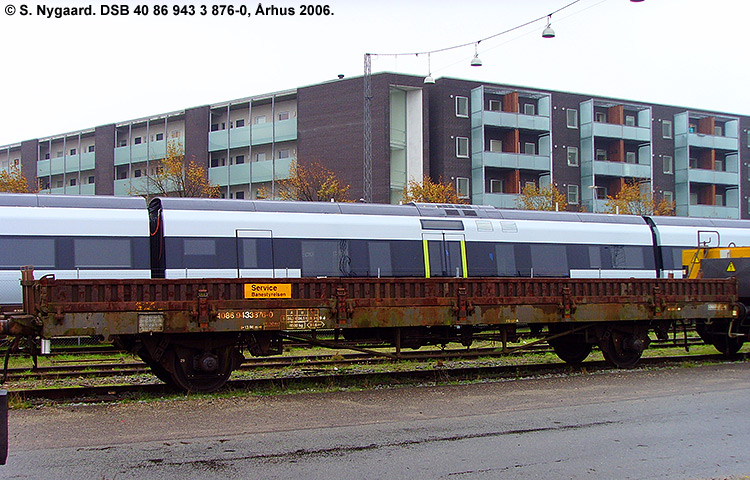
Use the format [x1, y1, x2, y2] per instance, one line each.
[423, 239, 431, 278]
[460, 240, 468, 278]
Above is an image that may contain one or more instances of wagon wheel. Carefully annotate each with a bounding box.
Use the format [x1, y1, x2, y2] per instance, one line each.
[599, 326, 649, 368]
[547, 326, 593, 366]
[167, 344, 238, 393]
[137, 350, 177, 387]
[696, 320, 744, 356]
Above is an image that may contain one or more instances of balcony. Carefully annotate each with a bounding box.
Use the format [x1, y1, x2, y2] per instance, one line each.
[471, 192, 520, 209]
[38, 152, 96, 176]
[582, 122, 650, 142]
[208, 157, 293, 186]
[251, 157, 293, 183]
[593, 160, 651, 178]
[686, 204, 739, 219]
[687, 168, 739, 186]
[208, 125, 251, 151]
[475, 151, 551, 172]
[475, 111, 550, 132]
[682, 132, 739, 151]
[114, 139, 171, 166]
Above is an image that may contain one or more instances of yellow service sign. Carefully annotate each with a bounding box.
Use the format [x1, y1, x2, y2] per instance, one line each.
[244, 283, 292, 299]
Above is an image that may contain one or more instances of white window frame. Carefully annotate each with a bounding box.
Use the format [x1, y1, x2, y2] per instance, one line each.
[663, 155, 673, 174]
[523, 104, 535, 116]
[596, 149, 607, 161]
[488, 100, 501, 112]
[456, 177, 469, 198]
[278, 111, 290, 121]
[625, 152, 637, 164]
[567, 184, 579, 205]
[595, 112, 607, 123]
[455, 96, 469, 118]
[662, 120, 673, 139]
[714, 125, 723, 136]
[255, 115, 267, 125]
[490, 179, 503, 193]
[278, 149, 290, 159]
[663, 191, 673, 205]
[456, 137, 469, 158]
[625, 115, 636, 126]
[489, 139, 503, 152]
[715, 158, 723, 172]
[566, 109, 578, 128]
[524, 142, 536, 155]
[567, 146, 579, 166]
[256, 152, 267, 162]
[69, 148, 77, 155]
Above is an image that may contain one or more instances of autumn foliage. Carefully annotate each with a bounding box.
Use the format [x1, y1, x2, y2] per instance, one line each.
[515, 183, 567, 211]
[259, 159, 351, 202]
[131, 141, 219, 199]
[401, 176, 466, 204]
[0, 165, 31, 193]
[604, 181, 674, 216]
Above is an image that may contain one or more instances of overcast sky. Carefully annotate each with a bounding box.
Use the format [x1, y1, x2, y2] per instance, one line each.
[0, 0, 746, 146]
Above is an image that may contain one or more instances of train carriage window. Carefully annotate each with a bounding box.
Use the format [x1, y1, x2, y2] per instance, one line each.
[390, 240, 424, 276]
[566, 245, 589, 270]
[239, 238, 273, 269]
[530, 244, 568, 276]
[301, 240, 340, 277]
[74, 238, 132, 267]
[367, 241, 393, 277]
[0, 237, 56, 268]
[589, 246, 603, 269]
[185, 239, 216, 256]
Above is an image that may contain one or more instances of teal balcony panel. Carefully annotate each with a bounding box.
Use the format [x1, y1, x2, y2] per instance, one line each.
[252, 119, 298, 146]
[209, 130, 229, 152]
[687, 168, 739, 186]
[589, 123, 650, 141]
[208, 167, 229, 186]
[50, 157, 66, 175]
[481, 111, 550, 131]
[63, 152, 95, 173]
[37, 159, 51, 177]
[593, 161, 650, 178]
[148, 140, 167, 160]
[688, 204, 739, 219]
[688, 133, 738, 151]
[479, 152, 551, 172]
[251, 157, 293, 183]
[114, 178, 151, 196]
[49, 187, 66, 195]
[114, 147, 130, 166]
[229, 163, 251, 185]
[474, 192, 520, 209]
[79, 184, 95, 195]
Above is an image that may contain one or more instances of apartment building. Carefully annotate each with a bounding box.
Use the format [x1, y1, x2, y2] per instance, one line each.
[2, 72, 749, 218]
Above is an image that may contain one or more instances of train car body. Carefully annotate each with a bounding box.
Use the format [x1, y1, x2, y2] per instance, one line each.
[149, 198, 658, 281]
[0, 194, 150, 306]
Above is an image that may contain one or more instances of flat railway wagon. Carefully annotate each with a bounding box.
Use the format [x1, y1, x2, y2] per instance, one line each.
[1, 195, 749, 392]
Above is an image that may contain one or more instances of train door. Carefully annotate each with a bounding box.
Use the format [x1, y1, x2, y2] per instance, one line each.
[236, 229, 274, 278]
[422, 233, 467, 278]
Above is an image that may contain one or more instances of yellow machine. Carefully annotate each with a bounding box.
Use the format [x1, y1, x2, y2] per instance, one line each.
[683, 245, 750, 280]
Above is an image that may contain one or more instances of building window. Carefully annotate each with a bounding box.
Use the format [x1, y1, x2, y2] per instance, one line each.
[566, 109, 578, 128]
[456, 137, 469, 158]
[255, 115, 266, 125]
[116, 167, 128, 180]
[56, 180, 63, 188]
[490, 179, 503, 193]
[567, 146, 579, 166]
[688, 123, 697, 133]
[134, 137, 142, 145]
[278, 149, 290, 159]
[256, 152, 267, 162]
[170, 130, 181, 138]
[715, 159, 724, 171]
[88, 145, 95, 153]
[134, 169, 142, 178]
[662, 120, 673, 138]
[56, 151, 63, 157]
[69, 148, 77, 155]
[714, 125, 723, 136]
[235, 191, 245, 200]
[595, 112, 607, 123]
[118, 139, 127, 147]
[455, 96, 469, 117]
[69, 178, 77, 187]
[663, 191, 673, 205]
[488, 100, 501, 112]
[88, 176, 95, 184]
[155, 133, 164, 141]
[456, 177, 469, 198]
[625, 115, 636, 126]
[625, 152, 636, 164]
[715, 193, 725, 207]
[44, 153, 50, 159]
[489, 139, 502, 152]
[235, 155, 245, 165]
[567, 185, 579, 205]
[524, 142, 536, 155]
[689, 157, 697, 169]
[235, 119, 245, 128]
[210, 124, 219, 132]
[210, 157, 226, 168]
[278, 111, 290, 121]
[596, 149, 607, 161]
[523, 104, 535, 116]
[663, 155, 673, 174]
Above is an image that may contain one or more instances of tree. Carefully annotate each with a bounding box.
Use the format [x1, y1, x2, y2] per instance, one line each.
[258, 159, 351, 202]
[515, 183, 567, 211]
[603, 181, 674, 216]
[130, 141, 219, 199]
[401, 176, 466, 204]
[0, 164, 31, 193]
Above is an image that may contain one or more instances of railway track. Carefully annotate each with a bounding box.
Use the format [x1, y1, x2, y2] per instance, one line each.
[5, 351, 748, 402]
[1, 338, 706, 382]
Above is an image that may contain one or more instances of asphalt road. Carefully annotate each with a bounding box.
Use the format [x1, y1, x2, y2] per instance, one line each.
[3, 362, 750, 479]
